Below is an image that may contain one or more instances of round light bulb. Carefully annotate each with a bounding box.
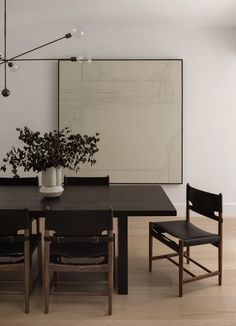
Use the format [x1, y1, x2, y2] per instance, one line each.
[71, 26, 85, 38]
[8, 62, 19, 72]
[87, 56, 92, 63]
[77, 56, 83, 63]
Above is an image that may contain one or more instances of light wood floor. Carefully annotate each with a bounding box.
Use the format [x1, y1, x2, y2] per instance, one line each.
[0, 216, 236, 326]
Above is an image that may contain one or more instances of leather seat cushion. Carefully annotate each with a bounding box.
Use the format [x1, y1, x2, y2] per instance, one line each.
[0, 236, 38, 264]
[50, 242, 108, 265]
[152, 220, 220, 246]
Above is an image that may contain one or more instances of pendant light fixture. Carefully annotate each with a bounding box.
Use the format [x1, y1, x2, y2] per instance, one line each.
[0, 0, 85, 97]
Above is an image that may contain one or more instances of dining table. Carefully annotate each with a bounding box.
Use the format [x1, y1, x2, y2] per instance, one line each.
[0, 184, 177, 294]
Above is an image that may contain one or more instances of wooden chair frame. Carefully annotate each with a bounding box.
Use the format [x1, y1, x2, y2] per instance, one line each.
[149, 183, 223, 297]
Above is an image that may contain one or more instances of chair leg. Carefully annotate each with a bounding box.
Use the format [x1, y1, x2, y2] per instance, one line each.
[36, 218, 40, 235]
[113, 233, 116, 288]
[186, 246, 190, 264]
[24, 240, 30, 313]
[108, 234, 113, 315]
[149, 222, 153, 272]
[108, 279, 113, 315]
[218, 241, 223, 286]
[179, 240, 184, 297]
[37, 237, 42, 287]
[44, 241, 50, 314]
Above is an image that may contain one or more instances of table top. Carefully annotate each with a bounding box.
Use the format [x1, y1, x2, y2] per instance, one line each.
[0, 184, 176, 217]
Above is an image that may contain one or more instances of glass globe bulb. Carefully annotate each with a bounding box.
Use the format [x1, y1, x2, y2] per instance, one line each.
[77, 56, 83, 63]
[8, 62, 19, 72]
[71, 26, 85, 38]
[87, 56, 92, 64]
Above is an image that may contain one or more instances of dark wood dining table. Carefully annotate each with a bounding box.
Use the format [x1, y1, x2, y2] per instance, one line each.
[0, 184, 176, 294]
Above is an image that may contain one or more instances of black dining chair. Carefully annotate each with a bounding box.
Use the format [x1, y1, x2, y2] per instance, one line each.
[44, 209, 114, 314]
[0, 176, 39, 186]
[63, 175, 116, 283]
[0, 209, 41, 313]
[149, 183, 223, 297]
[0, 176, 42, 285]
[64, 175, 110, 186]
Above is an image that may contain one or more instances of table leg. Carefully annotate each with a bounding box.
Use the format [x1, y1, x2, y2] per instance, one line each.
[117, 216, 128, 295]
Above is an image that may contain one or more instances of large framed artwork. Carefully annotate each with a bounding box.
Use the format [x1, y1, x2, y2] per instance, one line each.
[58, 59, 183, 183]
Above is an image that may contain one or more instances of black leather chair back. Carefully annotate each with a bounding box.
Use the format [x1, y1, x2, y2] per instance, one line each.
[0, 177, 39, 186]
[187, 183, 222, 221]
[45, 209, 113, 237]
[64, 176, 109, 186]
[0, 209, 30, 235]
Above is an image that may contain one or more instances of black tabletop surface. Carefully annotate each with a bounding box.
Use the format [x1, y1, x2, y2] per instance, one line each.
[0, 185, 176, 217]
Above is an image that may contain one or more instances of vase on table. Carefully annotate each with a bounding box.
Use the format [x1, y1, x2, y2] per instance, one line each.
[40, 167, 64, 198]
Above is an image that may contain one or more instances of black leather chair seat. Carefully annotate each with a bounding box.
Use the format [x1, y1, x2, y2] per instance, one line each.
[50, 242, 108, 264]
[153, 220, 220, 246]
[0, 236, 38, 264]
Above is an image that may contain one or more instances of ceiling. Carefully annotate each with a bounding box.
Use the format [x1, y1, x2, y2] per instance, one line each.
[3, 0, 236, 29]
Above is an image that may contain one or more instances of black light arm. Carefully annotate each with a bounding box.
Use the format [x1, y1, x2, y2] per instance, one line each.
[2, 57, 79, 62]
[0, 33, 72, 66]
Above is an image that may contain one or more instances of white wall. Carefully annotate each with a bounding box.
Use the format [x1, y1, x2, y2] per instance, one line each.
[0, 6, 236, 215]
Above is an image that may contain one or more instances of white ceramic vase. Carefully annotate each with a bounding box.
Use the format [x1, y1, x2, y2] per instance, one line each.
[40, 167, 64, 198]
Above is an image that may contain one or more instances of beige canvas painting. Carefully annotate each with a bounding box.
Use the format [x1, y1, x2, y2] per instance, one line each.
[59, 60, 182, 183]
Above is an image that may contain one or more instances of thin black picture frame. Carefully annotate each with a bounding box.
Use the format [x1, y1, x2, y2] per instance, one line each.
[58, 58, 183, 185]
